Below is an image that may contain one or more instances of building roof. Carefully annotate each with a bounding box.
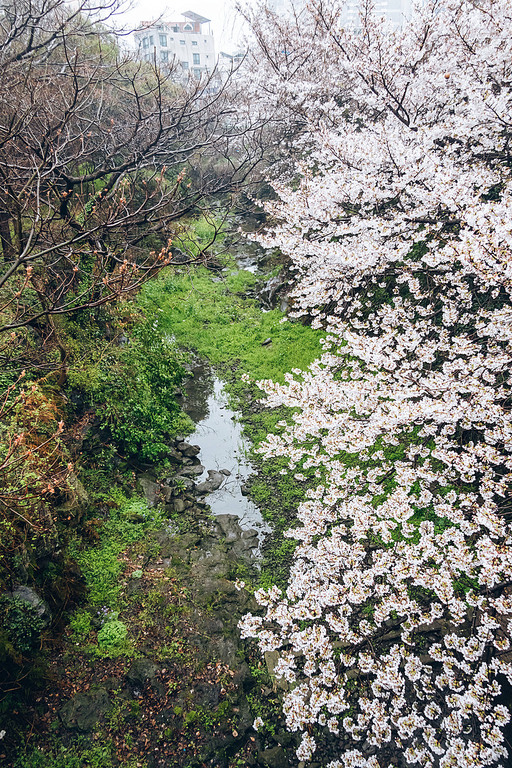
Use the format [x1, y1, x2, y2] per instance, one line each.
[182, 10, 211, 24]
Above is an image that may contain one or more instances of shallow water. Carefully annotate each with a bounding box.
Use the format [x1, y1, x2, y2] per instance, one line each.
[181, 361, 270, 539]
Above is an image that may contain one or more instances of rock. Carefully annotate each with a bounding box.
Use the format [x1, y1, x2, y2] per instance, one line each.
[173, 475, 195, 490]
[160, 485, 174, 502]
[259, 746, 289, 768]
[59, 688, 111, 731]
[177, 442, 201, 458]
[195, 470, 224, 495]
[138, 473, 160, 507]
[215, 514, 243, 542]
[265, 650, 289, 691]
[206, 470, 224, 490]
[167, 446, 183, 463]
[170, 499, 187, 513]
[179, 464, 205, 477]
[219, 468, 231, 476]
[10, 586, 51, 626]
[240, 483, 249, 496]
[261, 337, 272, 346]
[126, 658, 164, 695]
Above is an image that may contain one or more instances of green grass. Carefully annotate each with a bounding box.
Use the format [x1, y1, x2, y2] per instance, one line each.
[68, 495, 166, 609]
[139, 267, 323, 382]
[14, 738, 142, 768]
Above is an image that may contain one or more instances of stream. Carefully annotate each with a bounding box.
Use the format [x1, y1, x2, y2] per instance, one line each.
[181, 358, 270, 543]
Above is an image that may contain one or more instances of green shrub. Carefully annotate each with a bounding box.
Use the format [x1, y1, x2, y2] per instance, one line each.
[68, 610, 92, 643]
[97, 619, 128, 649]
[0, 596, 45, 653]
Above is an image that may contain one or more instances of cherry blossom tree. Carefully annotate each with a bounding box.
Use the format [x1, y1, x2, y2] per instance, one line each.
[238, 1, 512, 766]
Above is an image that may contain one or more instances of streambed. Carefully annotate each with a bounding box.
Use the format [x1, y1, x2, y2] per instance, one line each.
[180, 358, 270, 543]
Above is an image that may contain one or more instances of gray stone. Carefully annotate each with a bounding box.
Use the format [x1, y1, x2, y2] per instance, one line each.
[11, 586, 51, 626]
[160, 485, 174, 502]
[138, 473, 160, 507]
[167, 446, 183, 463]
[126, 658, 164, 695]
[171, 499, 187, 513]
[259, 747, 289, 768]
[173, 475, 195, 490]
[219, 468, 231, 476]
[179, 464, 205, 477]
[59, 688, 111, 731]
[194, 470, 224, 495]
[206, 470, 224, 490]
[265, 650, 289, 691]
[177, 442, 201, 458]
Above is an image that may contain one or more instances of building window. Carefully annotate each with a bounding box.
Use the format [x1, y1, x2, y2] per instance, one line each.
[159, 34, 167, 46]
[149, 35, 154, 45]
[160, 50, 168, 62]
[193, 53, 200, 65]
[193, 68, 201, 78]
[180, 39, 185, 45]
[184, 23, 193, 30]
[192, 40, 198, 45]
[181, 61, 189, 69]
[172, 26, 179, 32]
[142, 37, 148, 48]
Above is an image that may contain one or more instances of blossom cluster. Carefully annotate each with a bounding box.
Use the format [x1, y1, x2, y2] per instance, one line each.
[239, 1, 512, 766]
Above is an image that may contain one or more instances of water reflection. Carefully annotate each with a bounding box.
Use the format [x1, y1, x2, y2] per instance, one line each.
[181, 363, 270, 538]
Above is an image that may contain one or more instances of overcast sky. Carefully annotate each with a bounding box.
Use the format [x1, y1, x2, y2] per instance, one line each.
[120, 0, 247, 53]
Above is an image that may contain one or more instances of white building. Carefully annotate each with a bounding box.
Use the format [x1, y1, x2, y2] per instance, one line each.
[133, 11, 215, 79]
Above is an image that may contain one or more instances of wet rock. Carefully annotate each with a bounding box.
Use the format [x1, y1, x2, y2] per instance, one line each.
[219, 468, 231, 476]
[179, 464, 205, 477]
[258, 274, 287, 310]
[259, 746, 289, 768]
[207, 470, 224, 489]
[177, 441, 201, 458]
[240, 483, 250, 496]
[195, 470, 224, 495]
[10, 585, 51, 626]
[59, 688, 111, 731]
[173, 475, 195, 490]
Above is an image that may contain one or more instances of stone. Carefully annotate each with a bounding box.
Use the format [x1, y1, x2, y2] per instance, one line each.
[259, 746, 289, 768]
[126, 658, 164, 695]
[160, 485, 174, 502]
[10, 586, 51, 626]
[261, 337, 272, 346]
[171, 499, 187, 513]
[194, 470, 224, 495]
[219, 468, 231, 476]
[138, 473, 160, 507]
[265, 650, 289, 691]
[179, 464, 205, 477]
[173, 475, 195, 490]
[177, 442, 201, 458]
[167, 446, 183, 463]
[59, 688, 111, 731]
[206, 470, 224, 489]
